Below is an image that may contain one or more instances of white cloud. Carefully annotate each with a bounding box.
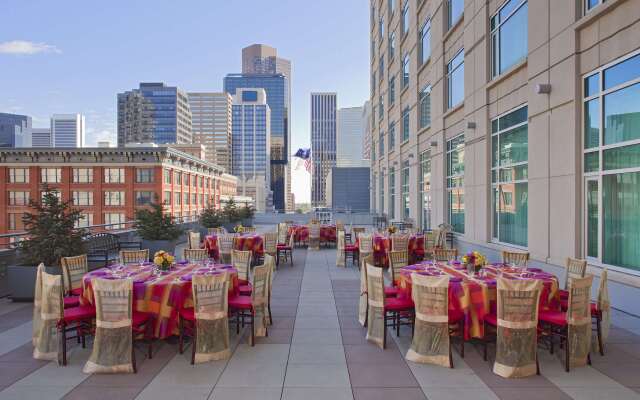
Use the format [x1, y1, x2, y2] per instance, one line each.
[0, 40, 61, 55]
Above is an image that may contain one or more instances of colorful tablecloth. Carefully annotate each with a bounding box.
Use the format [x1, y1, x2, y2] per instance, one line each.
[398, 262, 559, 339]
[372, 233, 425, 266]
[203, 234, 264, 260]
[288, 225, 337, 243]
[80, 262, 238, 339]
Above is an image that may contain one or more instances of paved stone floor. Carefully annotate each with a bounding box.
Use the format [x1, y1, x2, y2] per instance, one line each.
[2, 242, 640, 399]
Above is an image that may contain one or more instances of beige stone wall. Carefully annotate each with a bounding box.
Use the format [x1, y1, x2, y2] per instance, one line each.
[370, 0, 640, 285]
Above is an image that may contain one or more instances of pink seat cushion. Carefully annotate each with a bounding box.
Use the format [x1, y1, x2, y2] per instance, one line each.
[277, 244, 291, 250]
[483, 313, 497, 326]
[229, 295, 253, 310]
[559, 289, 569, 300]
[384, 286, 399, 297]
[70, 287, 83, 296]
[180, 308, 195, 321]
[345, 245, 358, 252]
[385, 297, 414, 311]
[238, 284, 252, 295]
[539, 310, 567, 326]
[63, 296, 80, 309]
[63, 305, 96, 323]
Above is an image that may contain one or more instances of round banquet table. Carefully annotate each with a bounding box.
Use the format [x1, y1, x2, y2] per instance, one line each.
[372, 233, 425, 266]
[80, 262, 238, 339]
[288, 224, 337, 244]
[203, 233, 264, 260]
[398, 262, 560, 340]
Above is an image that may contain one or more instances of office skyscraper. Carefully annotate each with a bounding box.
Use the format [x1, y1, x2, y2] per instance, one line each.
[310, 92, 337, 207]
[187, 92, 232, 171]
[231, 88, 272, 212]
[224, 72, 288, 211]
[361, 101, 371, 160]
[0, 113, 31, 147]
[337, 106, 368, 167]
[117, 82, 192, 146]
[31, 128, 51, 147]
[51, 114, 84, 147]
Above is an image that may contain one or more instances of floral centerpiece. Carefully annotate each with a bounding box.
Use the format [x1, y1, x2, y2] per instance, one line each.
[153, 250, 175, 272]
[462, 251, 487, 274]
[234, 224, 245, 234]
[387, 225, 398, 234]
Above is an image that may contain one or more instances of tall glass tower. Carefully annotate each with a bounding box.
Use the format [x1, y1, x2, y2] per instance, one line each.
[310, 93, 337, 208]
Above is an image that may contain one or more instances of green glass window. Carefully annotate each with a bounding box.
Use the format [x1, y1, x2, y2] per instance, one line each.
[402, 165, 410, 219]
[490, 0, 528, 78]
[587, 180, 599, 258]
[420, 151, 431, 230]
[603, 143, 640, 170]
[603, 172, 640, 269]
[447, 135, 465, 233]
[584, 99, 600, 149]
[584, 152, 599, 173]
[603, 83, 640, 145]
[492, 105, 528, 247]
[389, 167, 395, 219]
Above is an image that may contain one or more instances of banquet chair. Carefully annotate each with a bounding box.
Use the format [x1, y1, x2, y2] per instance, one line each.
[263, 232, 278, 262]
[434, 248, 458, 262]
[391, 233, 409, 252]
[60, 255, 88, 308]
[218, 234, 235, 263]
[388, 250, 408, 286]
[188, 231, 201, 249]
[183, 248, 209, 263]
[119, 249, 149, 265]
[482, 277, 543, 377]
[337, 230, 358, 267]
[179, 272, 230, 364]
[358, 233, 374, 270]
[276, 233, 295, 266]
[277, 222, 289, 245]
[308, 222, 321, 250]
[593, 269, 610, 356]
[424, 231, 438, 259]
[501, 250, 530, 267]
[352, 227, 366, 240]
[83, 278, 153, 374]
[539, 275, 593, 372]
[33, 267, 96, 366]
[366, 263, 414, 349]
[336, 220, 345, 232]
[264, 254, 276, 325]
[232, 250, 252, 284]
[561, 257, 587, 292]
[243, 226, 257, 233]
[406, 273, 464, 368]
[359, 255, 374, 327]
[229, 263, 269, 346]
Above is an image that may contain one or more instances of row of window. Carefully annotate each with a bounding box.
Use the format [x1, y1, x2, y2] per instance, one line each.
[8, 168, 153, 184]
[5, 190, 214, 207]
[7, 212, 127, 231]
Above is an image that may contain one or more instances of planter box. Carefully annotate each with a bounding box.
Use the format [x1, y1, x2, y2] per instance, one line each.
[8, 264, 61, 302]
[141, 239, 178, 259]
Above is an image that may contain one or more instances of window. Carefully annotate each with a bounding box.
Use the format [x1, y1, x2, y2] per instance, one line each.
[379, 16, 384, 41]
[379, 172, 384, 215]
[191, 175, 197, 187]
[583, 51, 640, 271]
[491, 0, 528, 78]
[419, 19, 431, 65]
[447, 49, 464, 109]
[191, 193, 197, 205]
[402, 107, 410, 142]
[389, 76, 396, 105]
[8, 191, 29, 206]
[380, 55, 384, 81]
[136, 168, 154, 183]
[372, 141, 376, 161]
[379, 131, 385, 156]
[389, 167, 395, 219]
[401, 1, 409, 35]
[163, 191, 171, 206]
[72, 168, 93, 183]
[372, 173, 377, 211]
[175, 192, 181, 205]
[419, 85, 431, 129]
[389, 32, 396, 60]
[72, 191, 94, 206]
[448, 0, 464, 29]
[9, 168, 29, 183]
[75, 213, 93, 229]
[175, 171, 182, 185]
[104, 191, 125, 206]
[41, 168, 61, 183]
[371, 71, 376, 96]
[402, 163, 410, 219]
[420, 151, 432, 230]
[164, 169, 171, 184]
[586, 0, 605, 12]
[447, 135, 465, 233]
[492, 105, 528, 247]
[41, 190, 61, 202]
[104, 168, 125, 183]
[389, 0, 396, 15]
[8, 213, 25, 231]
[402, 53, 410, 88]
[104, 213, 126, 230]
[136, 191, 154, 206]
[379, 96, 384, 120]
[389, 121, 396, 150]
[183, 193, 189, 205]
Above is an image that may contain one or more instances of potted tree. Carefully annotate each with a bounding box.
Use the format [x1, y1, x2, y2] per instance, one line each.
[134, 201, 183, 258]
[8, 186, 87, 301]
[239, 204, 255, 227]
[221, 199, 240, 232]
[199, 204, 222, 237]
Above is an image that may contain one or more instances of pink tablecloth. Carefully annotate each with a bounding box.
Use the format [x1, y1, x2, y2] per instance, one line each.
[203, 234, 264, 260]
[372, 233, 425, 266]
[288, 225, 337, 243]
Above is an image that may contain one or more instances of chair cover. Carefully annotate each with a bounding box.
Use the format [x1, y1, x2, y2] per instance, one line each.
[501, 251, 529, 267]
[33, 270, 62, 362]
[359, 255, 374, 326]
[61, 255, 88, 295]
[388, 250, 408, 285]
[336, 230, 346, 267]
[493, 277, 542, 378]
[564, 258, 587, 290]
[264, 254, 276, 324]
[359, 233, 373, 258]
[33, 263, 44, 346]
[263, 232, 278, 256]
[434, 248, 457, 262]
[188, 231, 201, 249]
[192, 272, 230, 363]
[219, 234, 235, 263]
[119, 249, 149, 264]
[366, 263, 385, 348]
[83, 278, 134, 374]
[596, 269, 610, 350]
[391, 234, 409, 252]
[184, 249, 208, 262]
[405, 274, 451, 367]
[250, 264, 269, 342]
[232, 250, 252, 282]
[308, 223, 321, 250]
[277, 223, 288, 244]
[566, 275, 594, 368]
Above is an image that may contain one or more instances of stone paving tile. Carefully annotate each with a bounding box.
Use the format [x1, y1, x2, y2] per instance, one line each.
[281, 387, 354, 400]
[209, 387, 282, 400]
[0, 306, 32, 333]
[352, 387, 426, 400]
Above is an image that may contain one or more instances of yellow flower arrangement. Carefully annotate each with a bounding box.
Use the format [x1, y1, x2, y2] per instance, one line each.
[461, 251, 486, 267]
[234, 224, 245, 234]
[387, 226, 398, 234]
[153, 250, 175, 271]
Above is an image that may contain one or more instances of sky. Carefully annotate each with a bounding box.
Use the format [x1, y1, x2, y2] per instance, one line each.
[0, 0, 370, 205]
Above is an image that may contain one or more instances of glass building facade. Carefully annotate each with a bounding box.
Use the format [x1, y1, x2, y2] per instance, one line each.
[0, 113, 31, 148]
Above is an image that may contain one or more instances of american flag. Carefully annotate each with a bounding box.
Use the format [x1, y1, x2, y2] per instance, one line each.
[293, 148, 312, 174]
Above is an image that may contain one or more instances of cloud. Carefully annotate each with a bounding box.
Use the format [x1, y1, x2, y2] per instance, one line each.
[0, 40, 61, 55]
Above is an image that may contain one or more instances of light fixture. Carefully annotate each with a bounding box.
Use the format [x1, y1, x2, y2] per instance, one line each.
[536, 83, 551, 94]
[430, 140, 438, 147]
[467, 122, 476, 129]
[408, 153, 414, 158]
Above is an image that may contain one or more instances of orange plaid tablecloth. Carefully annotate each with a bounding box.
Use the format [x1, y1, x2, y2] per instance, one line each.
[203, 235, 220, 259]
[372, 233, 425, 266]
[80, 263, 238, 339]
[234, 234, 264, 257]
[288, 225, 337, 243]
[398, 262, 559, 339]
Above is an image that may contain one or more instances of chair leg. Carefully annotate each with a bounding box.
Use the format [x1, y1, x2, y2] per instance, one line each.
[179, 316, 184, 354]
[191, 328, 196, 365]
[459, 320, 465, 358]
[250, 312, 255, 347]
[482, 321, 488, 361]
[396, 313, 400, 337]
[449, 341, 454, 368]
[236, 310, 240, 334]
[565, 336, 570, 372]
[536, 352, 541, 375]
[382, 313, 387, 349]
[61, 325, 67, 366]
[268, 303, 273, 325]
[132, 335, 137, 374]
[596, 315, 604, 356]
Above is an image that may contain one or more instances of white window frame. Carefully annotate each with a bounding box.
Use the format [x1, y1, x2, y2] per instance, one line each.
[104, 168, 125, 183]
[490, 0, 528, 79]
[419, 18, 431, 65]
[447, 49, 464, 109]
[73, 168, 93, 183]
[72, 191, 94, 206]
[104, 191, 125, 206]
[41, 168, 61, 183]
[9, 168, 29, 183]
